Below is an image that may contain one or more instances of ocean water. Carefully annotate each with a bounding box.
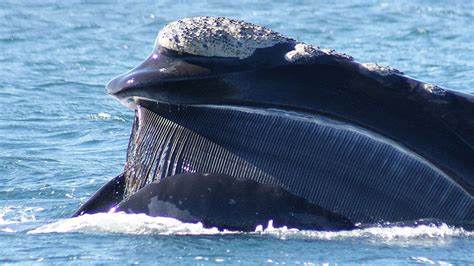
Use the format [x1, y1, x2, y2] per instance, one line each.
[1, 0, 473, 264]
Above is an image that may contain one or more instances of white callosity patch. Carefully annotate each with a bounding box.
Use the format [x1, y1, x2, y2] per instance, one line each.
[362, 63, 404, 76]
[321, 48, 354, 61]
[284, 43, 325, 62]
[422, 83, 447, 96]
[284, 43, 354, 63]
[158, 16, 292, 59]
[159, 17, 416, 81]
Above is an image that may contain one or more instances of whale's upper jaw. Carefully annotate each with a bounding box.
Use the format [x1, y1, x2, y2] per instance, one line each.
[105, 48, 213, 97]
[105, 16, 301, 107]
[105, 42, 296, 108]
[105, 16, 410, 109]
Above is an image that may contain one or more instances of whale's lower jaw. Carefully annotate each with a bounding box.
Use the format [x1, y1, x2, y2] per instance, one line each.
[122, 103, 472, 223]
[115, 172, 355, 231]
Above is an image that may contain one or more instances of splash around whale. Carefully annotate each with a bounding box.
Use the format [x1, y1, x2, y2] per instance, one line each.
[73, 16, 474, 231]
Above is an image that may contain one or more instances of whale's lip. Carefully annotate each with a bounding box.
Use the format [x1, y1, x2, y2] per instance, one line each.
[106, 46, 218, 97]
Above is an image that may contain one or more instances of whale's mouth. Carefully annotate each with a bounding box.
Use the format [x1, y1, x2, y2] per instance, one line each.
[121, 103, 471, 223]
[97, 17, 474, 226]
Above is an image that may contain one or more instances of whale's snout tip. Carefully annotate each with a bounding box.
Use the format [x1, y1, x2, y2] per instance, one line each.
[105, 53, 169, 100]
[105, 75, 123, 96]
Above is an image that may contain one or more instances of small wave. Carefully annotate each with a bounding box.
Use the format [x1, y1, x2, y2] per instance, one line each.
[1, 206, 43, 235]
[0, 206, 43, 225]
[1, 228, 16, 233]
[409, 256, 452, 265]
[28, 213, 473, 245]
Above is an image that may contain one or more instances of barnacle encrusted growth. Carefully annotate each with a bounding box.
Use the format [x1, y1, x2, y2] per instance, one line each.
[284, 43, 326, 62]
[321, 49, 354, 61]
[362, 63, 404, 76]
[158, 16, 406, 77]
[284, 43, 354, 63]
[158, 16, 293, 59]
[422, 83, 447, 96]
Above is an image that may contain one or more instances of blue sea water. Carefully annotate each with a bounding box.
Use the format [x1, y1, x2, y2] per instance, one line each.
[1, 0, 473, 264]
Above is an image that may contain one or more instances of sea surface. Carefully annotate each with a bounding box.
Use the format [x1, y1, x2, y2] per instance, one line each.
[1, 0, 473, 264]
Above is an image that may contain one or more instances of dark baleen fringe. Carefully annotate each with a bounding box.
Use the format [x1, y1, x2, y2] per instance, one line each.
[122, 104, 472, 223]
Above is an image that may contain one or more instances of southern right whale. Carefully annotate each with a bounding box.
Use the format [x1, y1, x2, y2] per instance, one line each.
[74, 17, 473, 229]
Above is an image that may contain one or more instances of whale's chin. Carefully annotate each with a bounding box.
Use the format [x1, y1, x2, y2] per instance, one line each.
[119, 102, 470, 223]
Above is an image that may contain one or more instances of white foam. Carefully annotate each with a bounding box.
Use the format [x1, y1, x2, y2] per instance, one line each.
[409, 256, 453, 265]
[158, 16, 292, 59]
[27, 213, 472, 247]
[0, 206, 42, 225]
[28, 212, 237, 235]
[410, 256, 436, 264]
[256, 221, 473, 246]
[89, 112, 125, 121]
[1, 227, 16, 233]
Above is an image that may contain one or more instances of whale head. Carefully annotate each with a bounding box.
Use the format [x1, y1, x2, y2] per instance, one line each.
[105, 16, 358, 109]
[79, 16, 474, 227]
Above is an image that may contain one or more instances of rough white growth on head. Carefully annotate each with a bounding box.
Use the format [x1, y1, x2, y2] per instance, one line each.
[284, 43, 354, 63]
[158, 16, 292, 59]
[284, 43, 325, 62]
[422, 83, 446, 96]
[321, 49, 354, 61]
[362, 63, 404, 76]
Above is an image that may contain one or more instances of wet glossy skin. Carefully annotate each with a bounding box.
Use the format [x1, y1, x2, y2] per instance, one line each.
[74, 26, 473, 228]
[71, 171, 356, 230]
[107, 44, 474, 196]
[72, 173, 125, 217]
[116, 173, 355, 231]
